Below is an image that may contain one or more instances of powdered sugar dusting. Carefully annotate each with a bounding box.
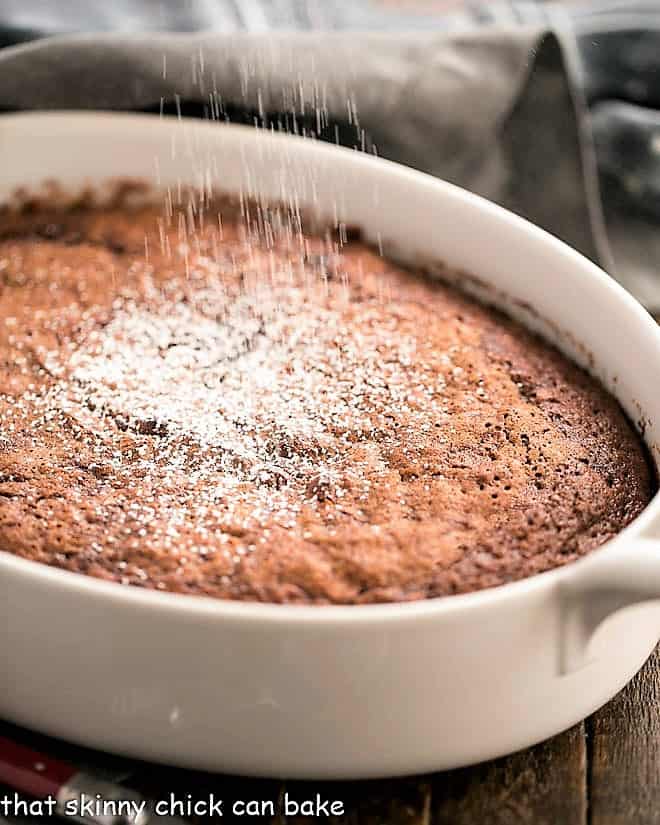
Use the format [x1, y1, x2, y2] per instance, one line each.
[38, 274, 447, 535]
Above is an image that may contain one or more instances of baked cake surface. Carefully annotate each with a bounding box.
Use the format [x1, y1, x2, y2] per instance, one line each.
[0, 194, 652, 603]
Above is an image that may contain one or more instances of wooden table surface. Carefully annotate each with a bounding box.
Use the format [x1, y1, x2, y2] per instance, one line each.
[1, 643, 659, 824]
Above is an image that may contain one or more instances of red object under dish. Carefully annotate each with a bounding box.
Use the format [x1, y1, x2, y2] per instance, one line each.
[0, 735, 76, 799]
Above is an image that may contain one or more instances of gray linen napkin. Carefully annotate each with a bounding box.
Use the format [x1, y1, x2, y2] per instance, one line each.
[0, 27, 608, 279]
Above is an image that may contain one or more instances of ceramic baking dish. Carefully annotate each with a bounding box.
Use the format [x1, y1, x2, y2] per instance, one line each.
[1, 112, 659, 779]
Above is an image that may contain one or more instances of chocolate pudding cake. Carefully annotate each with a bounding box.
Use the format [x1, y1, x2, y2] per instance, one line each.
[0, 191, 652, 604]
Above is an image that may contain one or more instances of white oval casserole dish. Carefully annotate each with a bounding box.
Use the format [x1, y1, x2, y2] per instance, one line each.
[1, 112, 660, 779]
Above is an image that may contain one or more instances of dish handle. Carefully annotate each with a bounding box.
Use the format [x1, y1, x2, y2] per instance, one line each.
[559, 534, 660, 675]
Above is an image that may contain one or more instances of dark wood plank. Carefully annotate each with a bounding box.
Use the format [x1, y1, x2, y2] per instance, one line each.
[279, 778, 431, 824]
[430, 726, 586, 825]
[590, 643, 660, 825]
